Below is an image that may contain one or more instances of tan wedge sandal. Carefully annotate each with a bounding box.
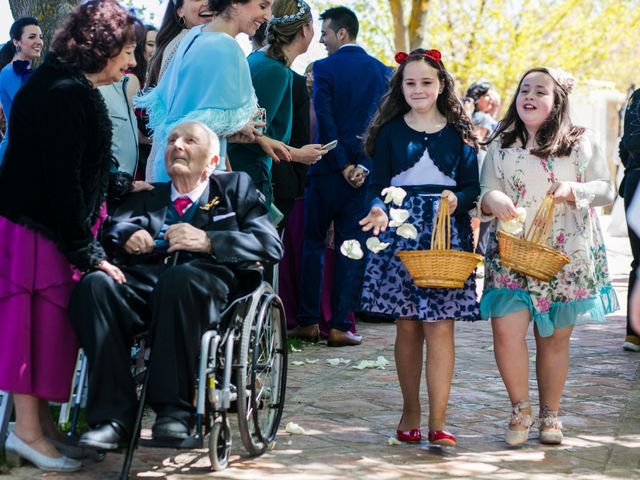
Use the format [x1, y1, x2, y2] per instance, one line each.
[539, 405, 563, 445]
[505, 400, 533, 446]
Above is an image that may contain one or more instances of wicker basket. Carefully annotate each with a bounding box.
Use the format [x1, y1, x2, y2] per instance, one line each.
[397, 197, 482, 289]
[497, 195, 570, 282]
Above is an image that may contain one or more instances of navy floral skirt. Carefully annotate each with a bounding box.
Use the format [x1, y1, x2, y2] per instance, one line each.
[360, 194, 480, 322]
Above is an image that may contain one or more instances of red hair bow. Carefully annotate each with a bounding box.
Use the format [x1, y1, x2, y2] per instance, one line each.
[394, 49, 443, 67]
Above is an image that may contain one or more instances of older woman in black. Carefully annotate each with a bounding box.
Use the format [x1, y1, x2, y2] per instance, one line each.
[0, 0, 139, 472]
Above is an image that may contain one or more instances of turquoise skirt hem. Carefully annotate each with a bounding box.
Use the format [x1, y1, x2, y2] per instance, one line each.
[479, 286, 619, 337]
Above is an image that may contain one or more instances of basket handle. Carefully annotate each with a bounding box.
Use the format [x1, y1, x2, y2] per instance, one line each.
[525, 194, 556, 244]
[430, 197, 450, 250]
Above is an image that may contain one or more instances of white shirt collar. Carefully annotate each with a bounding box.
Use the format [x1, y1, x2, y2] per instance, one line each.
[337, 43, 358, 51]
[170, 180, 209, 208]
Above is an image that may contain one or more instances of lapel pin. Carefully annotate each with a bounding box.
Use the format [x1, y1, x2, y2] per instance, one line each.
[200, 196, 220, 211]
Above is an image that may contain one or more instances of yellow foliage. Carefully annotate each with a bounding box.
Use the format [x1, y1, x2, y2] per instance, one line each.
[315, 0, 640, 102]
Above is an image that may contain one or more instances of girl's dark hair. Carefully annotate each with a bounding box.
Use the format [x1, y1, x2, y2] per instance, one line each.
[485, 67, 584, 158]
[0, 17, 40, 71]
[51, 0, 139, 74]
[131, 24, 156, 86]
[266, 0, 312, 65]
[146, 0, 183, 88]
[365, 49, 477, 156]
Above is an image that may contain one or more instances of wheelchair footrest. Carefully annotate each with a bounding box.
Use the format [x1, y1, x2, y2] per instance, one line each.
[138, 434, 204, 450]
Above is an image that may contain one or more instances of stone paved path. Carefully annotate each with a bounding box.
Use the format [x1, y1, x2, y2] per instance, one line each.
[5, 218, 639, 479]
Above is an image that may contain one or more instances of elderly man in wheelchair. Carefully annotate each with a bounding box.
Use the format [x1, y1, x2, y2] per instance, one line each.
[70, 120, 283, 452]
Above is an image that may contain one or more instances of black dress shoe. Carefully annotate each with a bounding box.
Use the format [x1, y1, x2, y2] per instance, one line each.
[78, 422, 129, 451]
[152, 416, 190, 440]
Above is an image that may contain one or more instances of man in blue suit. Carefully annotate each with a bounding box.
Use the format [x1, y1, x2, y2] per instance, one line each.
[289, 6, 390, 347]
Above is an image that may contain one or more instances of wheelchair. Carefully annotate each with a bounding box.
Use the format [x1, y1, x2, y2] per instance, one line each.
[67, 280, 288, 478]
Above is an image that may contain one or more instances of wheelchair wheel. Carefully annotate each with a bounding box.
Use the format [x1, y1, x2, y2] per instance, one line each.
[209, 413, 231, 471]
[236, 289, 288, 455]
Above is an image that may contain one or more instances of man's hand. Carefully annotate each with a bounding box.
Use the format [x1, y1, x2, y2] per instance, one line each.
[123, 230, 155, 255]
[359, 207, 389, 236]
[547, 182, 575, 204]
[441, 189, 458, 214]
[343, 165, 366, 188]
[166, 223, 212, 253]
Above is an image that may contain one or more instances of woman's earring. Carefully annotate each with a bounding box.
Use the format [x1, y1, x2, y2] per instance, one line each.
[178, 15, 187, 28]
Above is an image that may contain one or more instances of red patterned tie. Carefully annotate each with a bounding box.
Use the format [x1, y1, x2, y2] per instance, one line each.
[173, 196, 192, 216]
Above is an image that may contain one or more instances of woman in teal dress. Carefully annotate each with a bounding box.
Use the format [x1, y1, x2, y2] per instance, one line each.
[228, 0, 325, 206]
[138, 0, 291, 182]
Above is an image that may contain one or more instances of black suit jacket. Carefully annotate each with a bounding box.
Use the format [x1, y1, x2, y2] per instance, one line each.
[103, 172, 283, 267]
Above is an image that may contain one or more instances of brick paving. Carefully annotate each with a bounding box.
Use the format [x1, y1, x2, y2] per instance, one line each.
[5, 216, 639, 479]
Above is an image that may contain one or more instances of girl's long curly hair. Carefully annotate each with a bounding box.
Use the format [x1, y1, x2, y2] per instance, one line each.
[485, 67, 584, 158]
[365, 49, 476, 157]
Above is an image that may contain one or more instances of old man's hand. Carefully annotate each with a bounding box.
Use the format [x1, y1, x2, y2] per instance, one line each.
[124, 230, 155, 255]
[166, 223, 212, 253]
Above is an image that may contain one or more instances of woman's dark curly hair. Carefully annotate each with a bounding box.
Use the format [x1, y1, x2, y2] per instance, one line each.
[51, 0, 139, 74]
[365, 49, 477, 156]
[485, 67, 584, 158]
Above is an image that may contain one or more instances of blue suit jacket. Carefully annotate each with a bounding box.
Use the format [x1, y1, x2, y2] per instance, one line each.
[309, 46, 391, 176]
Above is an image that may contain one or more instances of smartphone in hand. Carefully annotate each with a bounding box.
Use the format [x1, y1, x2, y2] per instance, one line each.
[322, 139, 338, 151]
[253, 107, 267, 134]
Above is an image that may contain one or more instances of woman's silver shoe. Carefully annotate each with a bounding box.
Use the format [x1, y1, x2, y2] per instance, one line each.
[505, 400, 533, 445]
[5, 432, 82, 472]
[539, 405, 564, 445]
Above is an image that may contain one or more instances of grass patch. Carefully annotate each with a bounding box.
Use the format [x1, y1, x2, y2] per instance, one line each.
[288, 338, 315, 352]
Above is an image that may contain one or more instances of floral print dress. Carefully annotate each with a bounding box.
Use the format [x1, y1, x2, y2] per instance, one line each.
[479, 135, 619, 336]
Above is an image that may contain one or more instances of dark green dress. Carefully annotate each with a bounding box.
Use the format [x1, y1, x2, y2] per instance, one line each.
[228, 50, 293, 206]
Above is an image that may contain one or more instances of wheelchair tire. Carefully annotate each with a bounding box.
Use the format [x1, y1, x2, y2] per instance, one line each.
[236, 288, 288, 455]
[209, 414, 231, 471]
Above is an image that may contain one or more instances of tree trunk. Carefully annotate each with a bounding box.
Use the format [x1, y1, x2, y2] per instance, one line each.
[408, 0, 431, 51]
[388, 0, 407, 52]
[8, 0, 80, 56]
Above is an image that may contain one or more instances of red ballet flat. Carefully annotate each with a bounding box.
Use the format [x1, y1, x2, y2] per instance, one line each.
[396, 428, 422, 442]
[428, 430, 457, 446]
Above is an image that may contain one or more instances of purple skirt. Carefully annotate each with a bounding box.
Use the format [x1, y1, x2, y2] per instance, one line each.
[0, 216, 79, 402]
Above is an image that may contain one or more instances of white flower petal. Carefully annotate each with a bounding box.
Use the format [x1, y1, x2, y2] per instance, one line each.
[375, 356, 390, 368]
[327, 358, 342, 366]
[388, 437, 403, 445]
[396, 223, 418, 239]
[305, 358, 319, 364]
[292, 361, 305, 366]
[389, 208, 409, 228]
[381, 186, 407, 206]
[340, 239, 364, 260]
[285, 422, 306, 435]
[499, 208, 527, 236]
[366, 237, 391, 254]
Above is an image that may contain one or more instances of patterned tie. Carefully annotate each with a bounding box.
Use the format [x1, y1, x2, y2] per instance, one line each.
[173, 196, 192, 216]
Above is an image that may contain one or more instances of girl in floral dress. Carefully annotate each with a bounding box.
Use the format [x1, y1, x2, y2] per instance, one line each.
[359, 49, 480, 446]
[479, 67, 618, 446]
